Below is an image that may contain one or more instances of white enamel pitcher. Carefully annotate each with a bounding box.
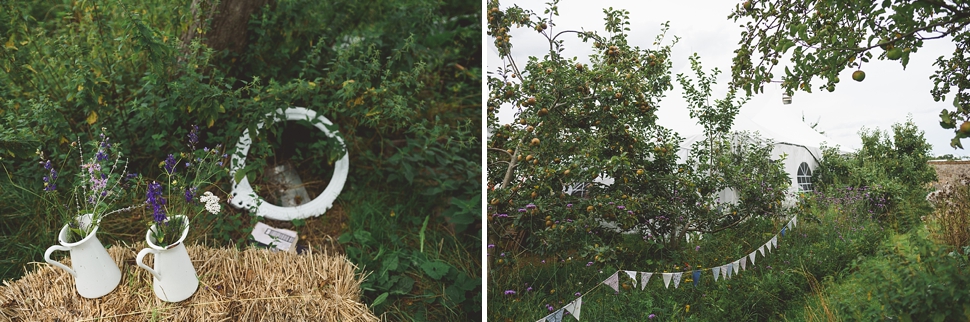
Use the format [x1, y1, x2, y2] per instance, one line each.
[136, 215, 199, 302]
[44, 213, 122, 299]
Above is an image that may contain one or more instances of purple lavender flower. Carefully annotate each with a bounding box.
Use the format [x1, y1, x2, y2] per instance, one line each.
[146, 181, 167, 223]
[164, 154, 177, 174]
[184, 187, 196, 203]
[95, 150, 108, 162]
[44, 160, 52, 170]
[188, 125, 199, 148]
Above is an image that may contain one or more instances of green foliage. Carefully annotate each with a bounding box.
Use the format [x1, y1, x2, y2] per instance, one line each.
[489, 197, 889, 321]
[813, 117, 936, 231]
[727, 0, 970, 147]
[812, 231, 970, 321]
[339, 191, 481, 321]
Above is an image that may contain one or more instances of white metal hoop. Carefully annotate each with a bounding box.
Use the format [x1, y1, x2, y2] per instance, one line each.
[229, 107, 349, 221]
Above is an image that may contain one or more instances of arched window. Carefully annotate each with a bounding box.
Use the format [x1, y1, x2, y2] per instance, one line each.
[797, 162, 813, 192]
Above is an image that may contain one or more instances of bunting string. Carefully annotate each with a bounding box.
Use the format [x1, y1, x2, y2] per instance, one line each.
[534, 216, 797, 322]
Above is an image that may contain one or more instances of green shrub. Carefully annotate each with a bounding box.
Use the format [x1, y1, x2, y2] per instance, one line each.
[821, 231, 970, 321]
[814, 117, 936, 231]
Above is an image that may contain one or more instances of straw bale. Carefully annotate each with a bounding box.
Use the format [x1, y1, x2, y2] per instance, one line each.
[0, 244, 378, 322]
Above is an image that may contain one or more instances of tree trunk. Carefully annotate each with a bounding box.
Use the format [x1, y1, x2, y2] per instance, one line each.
[201, 0, 270, 54]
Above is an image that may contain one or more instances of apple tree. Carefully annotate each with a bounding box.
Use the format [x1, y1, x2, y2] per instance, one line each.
[486, 0, 789, 265]
[728, 0, 970, 148]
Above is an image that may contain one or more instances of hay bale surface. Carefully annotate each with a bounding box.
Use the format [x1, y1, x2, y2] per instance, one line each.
[0, 244, 377, 322]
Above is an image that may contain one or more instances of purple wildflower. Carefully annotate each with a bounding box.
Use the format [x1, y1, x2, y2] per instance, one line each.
[504, 290, 516, 295]
[518, 208, 526, 212]
[188, 125, 199, 148]
[526, 287, 533, 292]
[526, 203, 537, 209]
[617, 205, 625, 210]
[566, 203, 573, 208]
[164, 154, 177, 174]
[649, 314, 656, 319]
[487, 244, 495, 249]
[146, 181, 167, 223]
[44, 160, 52, 170]
[184, 187, 196, 203]
[586, 262, 593, 267]
[575, 292, 581, 296]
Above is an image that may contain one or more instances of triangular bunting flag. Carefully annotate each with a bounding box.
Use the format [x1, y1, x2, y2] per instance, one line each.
[781, 226, 787, 237]
[740, 256, 747, 271]
[603, 271, 619, 292]
[733, 260, 740, 274]
[640, 272, 653, 290]
[720, 264, 729, 280]
[749, 251, 757, 266]
[759, 244, 766, 257]
[624, 270, 638, 288]
[712, 267, 720, 282]
[693, 270, 701, 287]
[563, 297, 582, 321]
[662, 273, 673, 289]
[672, 272, 683, 289]
[726, 263, 733, 279]
[763, 242, 771, 254]
[793, 216, 797, 228]
[771, 235, 778, 249]
[546, 308, 564, 322]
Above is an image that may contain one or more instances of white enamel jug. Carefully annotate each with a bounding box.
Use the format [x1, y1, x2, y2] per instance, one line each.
[136, 215, 199, 302]
[44, 213, 122, 299]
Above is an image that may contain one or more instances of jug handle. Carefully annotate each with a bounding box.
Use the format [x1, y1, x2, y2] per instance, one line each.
[136, 248, 162, 280]
[44, 245, 76, 277]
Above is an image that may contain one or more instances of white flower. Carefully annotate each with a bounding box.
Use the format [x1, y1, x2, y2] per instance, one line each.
[199, 191, 221, 214]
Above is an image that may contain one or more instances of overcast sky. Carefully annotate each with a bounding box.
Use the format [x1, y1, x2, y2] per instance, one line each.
[487, 0, 969, 157]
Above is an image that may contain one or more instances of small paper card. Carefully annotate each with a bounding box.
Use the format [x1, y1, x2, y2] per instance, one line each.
[251, 222, 298, 252]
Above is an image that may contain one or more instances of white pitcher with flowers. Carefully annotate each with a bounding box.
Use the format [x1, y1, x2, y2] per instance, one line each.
[135, 125, 228, 302]
[38, 129, 132, 299]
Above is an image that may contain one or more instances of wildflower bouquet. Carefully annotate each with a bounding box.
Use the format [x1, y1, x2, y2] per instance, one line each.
[145, 125, 228, 247]
[37, 128, 131, 243]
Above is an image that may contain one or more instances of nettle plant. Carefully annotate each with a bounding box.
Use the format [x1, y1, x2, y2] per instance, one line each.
[36, 128, 132, 242]
[144, 126, 228, 247]
[487, 1, 789, 264]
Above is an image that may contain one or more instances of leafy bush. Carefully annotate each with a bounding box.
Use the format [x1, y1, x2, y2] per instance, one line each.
[819, 231, 970, 321]
[813, 117, 936, 231]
